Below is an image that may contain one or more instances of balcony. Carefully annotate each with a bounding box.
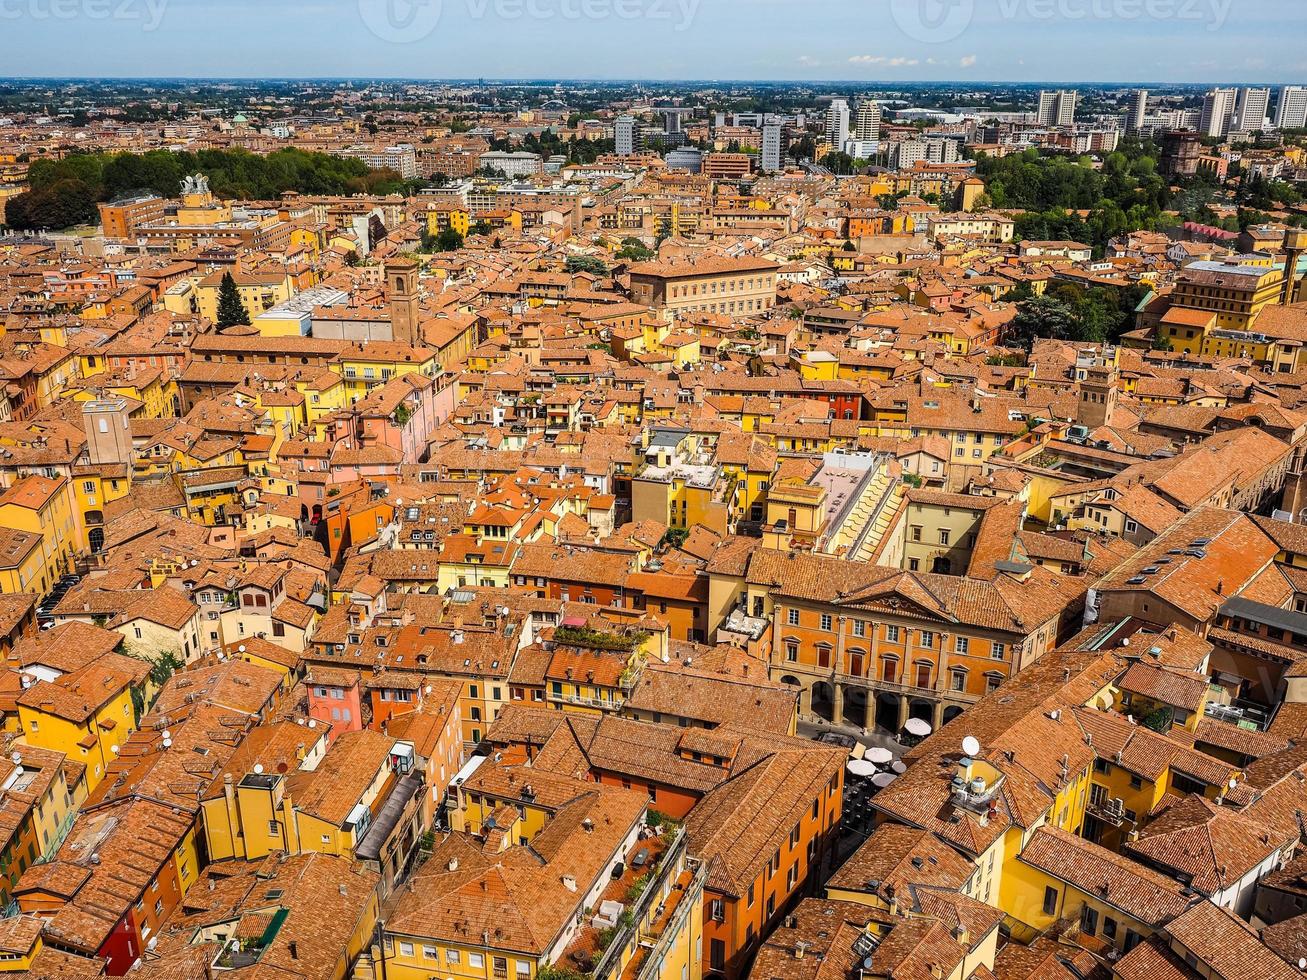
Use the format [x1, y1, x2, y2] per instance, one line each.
[1086, 797, 1128, 828]
[561, 827, 702, 980]
[549, 691, 624, 711]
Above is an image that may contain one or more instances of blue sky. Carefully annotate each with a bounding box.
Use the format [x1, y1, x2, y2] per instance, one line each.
[1, 0, 1303, 82]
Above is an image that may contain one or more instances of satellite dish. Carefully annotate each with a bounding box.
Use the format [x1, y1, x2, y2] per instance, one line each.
[308, 720, 317, 728]
[111, 745, 119, 754]
[425, 685, 433, 695]
[190, 559, 198, 567]
[162, 738, 172, 749]
[10, 752, 20, 766]
[961, 735, 981, 758]
[238, 644, 246, 653]
[1299, 958, 1306, 971]
[161, 730, 171, 740]
[253, 764, 264, 774]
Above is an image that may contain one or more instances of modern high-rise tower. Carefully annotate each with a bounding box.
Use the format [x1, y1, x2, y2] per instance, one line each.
[1200, 88, 1238, 138]
[1234, 87, 1272, 133]
[614, 115, 637, 156]
[854, 101, 882, 142]
[761, 119, 783, 173]
[1276, 86, 1307, 130]
[1036, 90, 1078, 127]
[1127, 89, 1148, 134]
[826, 99, 851, 148]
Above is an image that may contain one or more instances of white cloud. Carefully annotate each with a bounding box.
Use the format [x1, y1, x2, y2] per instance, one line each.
[959, 54, 978, 68]
[797, 54, 823, 67]
[848, 55, 919, 67]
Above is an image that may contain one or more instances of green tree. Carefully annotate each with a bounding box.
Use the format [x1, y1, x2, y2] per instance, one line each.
[1007, 295, 1081, 350]
[616, 236, 654, 261]
[429, 228, 464, 252]
[566, 255, 609, 276]
[5, 178, 99, 230]
[216, 272, 250, 328]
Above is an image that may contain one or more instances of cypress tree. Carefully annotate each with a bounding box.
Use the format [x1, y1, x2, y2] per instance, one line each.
[216, 272, 250, 328]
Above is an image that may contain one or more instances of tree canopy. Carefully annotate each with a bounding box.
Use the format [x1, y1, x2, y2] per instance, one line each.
[6, 147, 407, 231]
[977, 141, 1170, 256]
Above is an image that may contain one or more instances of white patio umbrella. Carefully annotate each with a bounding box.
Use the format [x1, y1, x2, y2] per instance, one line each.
[865, 747, 894, 765]
[871, 773, 897, 788]
[890, 760, 908, 775]
[847, 759, 878, 777]
[904, 718, 933, 737]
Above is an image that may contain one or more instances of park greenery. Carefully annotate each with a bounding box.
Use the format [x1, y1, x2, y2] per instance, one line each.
[5, 147, 408, 231]
[976, 140, 1171, 257]
[1004, 281, 1152, 351]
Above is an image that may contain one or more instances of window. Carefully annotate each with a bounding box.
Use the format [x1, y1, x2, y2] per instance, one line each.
[954, 636, 969, 654]
[787, 608, 799, 626]
[710, 939, 726, 971]
[786, 864, 798, 889]
[469, 953, 485, 969]
[820, 614, 832, 632]
[886, 625, 900, 642]
[747, 883, 756, 907]
[786, 643, 798, 662]
[424, 947, 439, 960]
[939, 529, 951, 545]
[1081, 906, 1098, 935]
[516, 961, 530, 977]
[951, 670, 967, 692]
[1042, 886, 1058, 916]
[920, 630, 934, 648]
[267, 820, 280, 836]
[400, 942, 415, 958]
[853, 620, 866, 638]
[992, 642, 1005, 660]
[1103, 917, 1118, 940]
[447, 949, 462, 964]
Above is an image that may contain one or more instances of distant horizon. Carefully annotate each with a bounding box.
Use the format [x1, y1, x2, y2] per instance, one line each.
[0, 0, 1300, 84]
[0, 76, 1301, 90]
